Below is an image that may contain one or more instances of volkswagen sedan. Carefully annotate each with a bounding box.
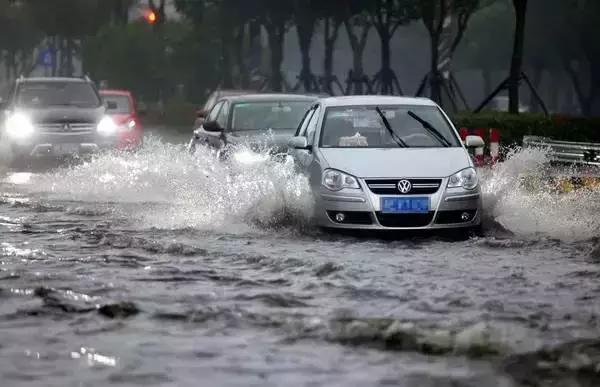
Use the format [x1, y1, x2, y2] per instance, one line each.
[287, 96, 485, 234]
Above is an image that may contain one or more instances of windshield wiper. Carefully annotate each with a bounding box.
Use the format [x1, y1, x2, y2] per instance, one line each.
[407, 110, 452, 147]
[375, 107, 408, 148]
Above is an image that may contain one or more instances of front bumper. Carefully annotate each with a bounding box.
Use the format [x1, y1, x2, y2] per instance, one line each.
[6, 131, 119, 159]
[313, 178, 482, 230]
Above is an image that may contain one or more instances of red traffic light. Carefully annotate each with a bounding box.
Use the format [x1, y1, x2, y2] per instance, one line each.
[144, 10, 157, 24]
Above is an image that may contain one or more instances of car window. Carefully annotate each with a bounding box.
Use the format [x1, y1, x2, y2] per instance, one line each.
[101, 94, 131, 114]
[296, 106, 316, 137]
[304, 105, 321, 145]
[216, 100, 229, 128]
[230, 100, 313, 131]
[319, 105, 461, 148]
[207, 101, 223, 122]
[203, 92, 218, 112]
[16, 81, 101, 108]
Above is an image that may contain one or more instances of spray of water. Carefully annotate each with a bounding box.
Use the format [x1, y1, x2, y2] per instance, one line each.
[481, 146, 600, 241]
[27, 136, 314, 231]
[7, 137, 600, 240]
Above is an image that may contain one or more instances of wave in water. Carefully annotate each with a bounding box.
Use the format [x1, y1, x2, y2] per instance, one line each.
[7, 137, 600, 240]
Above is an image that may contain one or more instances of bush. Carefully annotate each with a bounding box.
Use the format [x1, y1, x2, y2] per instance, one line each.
[451, 112, 600, 145]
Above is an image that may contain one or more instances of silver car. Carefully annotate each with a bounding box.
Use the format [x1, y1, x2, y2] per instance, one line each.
[287, 96, 485, 233]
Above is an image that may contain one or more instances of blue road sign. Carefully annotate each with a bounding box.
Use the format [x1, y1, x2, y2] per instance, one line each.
[39, 48, 54, 68]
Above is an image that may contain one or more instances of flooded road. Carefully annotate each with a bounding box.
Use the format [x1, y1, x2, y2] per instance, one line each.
[1, 136, 599, 387]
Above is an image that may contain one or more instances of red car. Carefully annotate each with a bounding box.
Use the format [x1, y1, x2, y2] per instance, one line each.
[99, 89, 144, 150]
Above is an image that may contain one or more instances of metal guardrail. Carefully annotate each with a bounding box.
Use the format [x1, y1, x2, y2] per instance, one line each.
[523, 136, 600, 167]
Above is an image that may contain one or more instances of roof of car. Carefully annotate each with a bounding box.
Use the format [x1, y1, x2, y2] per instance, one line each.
[319, 95, 438, 108]
[19, 77, 90, 83]
[222, 93, 319, 103]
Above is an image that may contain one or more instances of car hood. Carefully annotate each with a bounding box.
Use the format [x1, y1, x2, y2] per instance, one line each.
[17, 106, 105, 124]
[319, 147, 473, 178]
[227, 129, 295, 152]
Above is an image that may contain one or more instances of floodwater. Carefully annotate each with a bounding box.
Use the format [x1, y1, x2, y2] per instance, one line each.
[1, 136, 599, 387]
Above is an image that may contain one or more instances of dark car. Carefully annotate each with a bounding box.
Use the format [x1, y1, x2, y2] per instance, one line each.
[188, 94, 318, 157]
[0, 76, 118, 165]
[100, 89, 144, 150]
[193, 89, 256, 130]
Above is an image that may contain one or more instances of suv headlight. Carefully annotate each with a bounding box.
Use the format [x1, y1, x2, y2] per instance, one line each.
[5, 112, 34, 139]
[447, 167, 478, 190]
[97, 116, 117, 135]
[322, 169, 360, 191]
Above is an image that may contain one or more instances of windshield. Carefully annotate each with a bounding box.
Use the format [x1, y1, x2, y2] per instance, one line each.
[319, 105, 461, 148]
[101, 94, 131, 114]
[16, 82, 101, 108]
[231, 101, 313, 131]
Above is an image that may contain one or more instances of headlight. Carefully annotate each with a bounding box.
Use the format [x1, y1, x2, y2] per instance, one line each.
[5, 112, 34, 139]
[97, 116, 117, 136]
[322, 169, 360, 191]
[233, 150, 269, 165]
[447, 167, 478, 190]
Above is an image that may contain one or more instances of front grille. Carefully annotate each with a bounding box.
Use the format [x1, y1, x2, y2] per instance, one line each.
[326, 211, 373, 225]
[365, 179, 442, 195]
[37, 123, 95, 133]
[435, 210, 478, 225]
[376, 212, 435, 227]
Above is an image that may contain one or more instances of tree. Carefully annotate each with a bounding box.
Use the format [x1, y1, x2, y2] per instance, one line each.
[318, 1, 344, 94]
[342, 0, 372, 94]
[454, 0, 513, 98]
[258, 0, 294, 92]
[293, 0, 319, 92]
[553, 0, 600, 115]
[368, 0, 418, 95]
[508, 0, 527, 113]
[0, 0, 43, 80]
[419, 0, 480, 103]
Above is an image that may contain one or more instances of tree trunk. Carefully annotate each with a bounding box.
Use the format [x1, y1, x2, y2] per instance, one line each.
[509, 0, 528, 114]
[323, 18, 340, 95]
[234, 25, 249, 89]
[219, 13, 234, 88]
[381, 33, 394, 94]
[344, 21, 370, 95]
[66, 38, 74, 77]
[297, 26, 314, 92]
[266, 24, 285, 92]
[529, 65, 542, 113]
[482, 69, 492, 97]
[429, 33, 442, 103]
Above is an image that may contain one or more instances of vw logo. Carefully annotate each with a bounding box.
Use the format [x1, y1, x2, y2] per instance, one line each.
[397, 179, 412, 193]
[62, 123, 71, 132]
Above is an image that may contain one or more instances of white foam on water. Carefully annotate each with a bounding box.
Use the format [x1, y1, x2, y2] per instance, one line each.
[8, 137, 600, 240]
[481, 146, 600, 241]
[25, 136, 314, 231]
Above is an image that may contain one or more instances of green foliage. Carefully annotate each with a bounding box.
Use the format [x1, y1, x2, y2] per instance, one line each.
[452, 112, 600, 144]
[82, 21, 220, 102]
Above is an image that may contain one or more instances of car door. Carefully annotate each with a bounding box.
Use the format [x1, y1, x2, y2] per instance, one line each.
[290, 104, 323, 186]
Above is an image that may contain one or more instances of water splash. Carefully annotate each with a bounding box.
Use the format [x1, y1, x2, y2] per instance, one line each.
[481, 146, 600, 241]
[26, 136, 314, 231]
[6, 137, 600, 240]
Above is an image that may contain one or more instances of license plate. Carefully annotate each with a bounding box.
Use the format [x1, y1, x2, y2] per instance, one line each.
[381, 197, 429, 213]
[53, 144, 80, 155]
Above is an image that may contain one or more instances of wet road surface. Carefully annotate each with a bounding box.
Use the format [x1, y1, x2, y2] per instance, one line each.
[1, 137, 599, 387]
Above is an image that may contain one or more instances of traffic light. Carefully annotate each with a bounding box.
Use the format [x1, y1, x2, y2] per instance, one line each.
[144, 9, 158, 25]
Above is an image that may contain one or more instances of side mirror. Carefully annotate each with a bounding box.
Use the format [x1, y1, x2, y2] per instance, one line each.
[105, 101, 118, 110]
[196, 109, 208, 118]
[289, 136, 309, 150]
[203, 120, 223, 133]
[464, 135, 485, 148]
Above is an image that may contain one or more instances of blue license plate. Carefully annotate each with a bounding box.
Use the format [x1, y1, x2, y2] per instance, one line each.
[381, 197, 429, 213]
